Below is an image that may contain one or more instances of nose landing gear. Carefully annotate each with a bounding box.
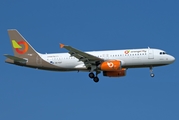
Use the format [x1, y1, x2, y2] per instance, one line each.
[150, 66, 155, 77]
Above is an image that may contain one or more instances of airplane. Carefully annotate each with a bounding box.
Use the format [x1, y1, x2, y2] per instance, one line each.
[4, 29, 175, 82]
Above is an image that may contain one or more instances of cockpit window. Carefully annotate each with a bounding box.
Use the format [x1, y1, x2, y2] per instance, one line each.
[160, 52, 167, 55]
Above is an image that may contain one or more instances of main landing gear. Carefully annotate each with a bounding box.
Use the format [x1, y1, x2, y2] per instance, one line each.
[89, 72, 100, 83]
[150, 66, 155, 77]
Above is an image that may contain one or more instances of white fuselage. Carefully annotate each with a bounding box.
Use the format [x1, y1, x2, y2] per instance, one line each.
[39, 48, 175, 71]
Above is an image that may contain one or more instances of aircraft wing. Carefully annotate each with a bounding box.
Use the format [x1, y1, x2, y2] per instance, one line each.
[60, 44, 104, 66]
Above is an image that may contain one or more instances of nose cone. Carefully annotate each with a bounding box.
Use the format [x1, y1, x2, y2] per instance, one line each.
[169, 55, 175, 64]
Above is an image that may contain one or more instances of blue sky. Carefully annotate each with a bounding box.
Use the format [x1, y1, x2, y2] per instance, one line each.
[0, 0, 179, 120]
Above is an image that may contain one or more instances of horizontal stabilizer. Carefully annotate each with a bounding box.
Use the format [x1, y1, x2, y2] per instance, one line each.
[4, 54, 27, 62]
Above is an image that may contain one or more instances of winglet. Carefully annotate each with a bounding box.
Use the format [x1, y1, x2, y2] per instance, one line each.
[60, 43, 65, 48]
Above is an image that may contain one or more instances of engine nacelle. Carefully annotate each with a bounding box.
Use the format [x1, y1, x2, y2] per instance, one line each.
[99, 60, 121, 71]
[103, 68, 126, 77]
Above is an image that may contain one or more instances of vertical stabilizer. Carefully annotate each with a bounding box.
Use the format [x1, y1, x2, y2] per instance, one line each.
[8, 29, 39, 57]
[5, 29, 61, 70]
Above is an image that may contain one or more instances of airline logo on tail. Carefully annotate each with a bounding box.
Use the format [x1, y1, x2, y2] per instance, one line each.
[12, 40, 28, 54]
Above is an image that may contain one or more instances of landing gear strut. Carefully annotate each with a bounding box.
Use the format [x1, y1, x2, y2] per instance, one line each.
[150, 66, 155, 77]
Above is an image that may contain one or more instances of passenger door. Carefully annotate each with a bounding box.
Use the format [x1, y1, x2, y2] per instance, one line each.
[148, 48, 154, 59]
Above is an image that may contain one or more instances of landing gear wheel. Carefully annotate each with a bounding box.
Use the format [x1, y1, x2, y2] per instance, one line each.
[150, 73, 155, 77]
[89, 72, 95, 78]
[93, 77, 99, 83]
[149, 66, 155, 78]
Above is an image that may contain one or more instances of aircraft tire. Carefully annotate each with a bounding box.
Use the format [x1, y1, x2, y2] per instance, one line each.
[150, 73, 155, 77]
[93, 77, 99, 83]
[89, 72, 95, 78]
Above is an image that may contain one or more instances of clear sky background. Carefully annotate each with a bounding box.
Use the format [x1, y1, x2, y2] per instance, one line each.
[0, 0, 179, 120]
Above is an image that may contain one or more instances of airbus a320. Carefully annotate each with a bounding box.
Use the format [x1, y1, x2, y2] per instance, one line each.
[4, 29, 175, 82]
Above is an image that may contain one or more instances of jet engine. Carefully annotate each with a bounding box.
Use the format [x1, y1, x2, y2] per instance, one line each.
[99, 60, 122, 71]
[103, 68, 126, 77]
